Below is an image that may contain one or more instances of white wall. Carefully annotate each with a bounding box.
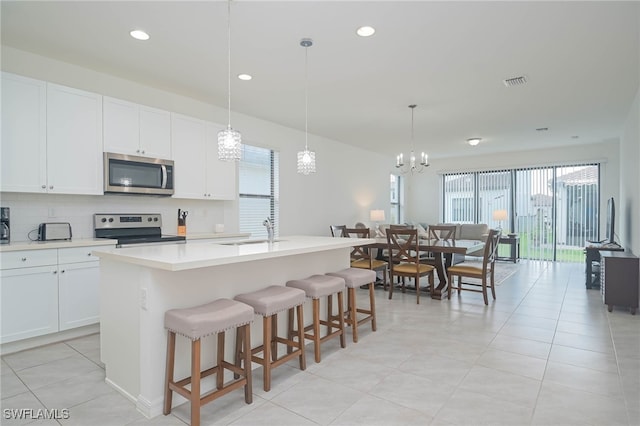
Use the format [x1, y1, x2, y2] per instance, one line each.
[619, 87, 640, 254]
[1, 47, 393, 241]
[405, 141, 621, 234]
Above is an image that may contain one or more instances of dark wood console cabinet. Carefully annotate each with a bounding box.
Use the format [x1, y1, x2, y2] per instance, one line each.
[600, 251, 639, 315]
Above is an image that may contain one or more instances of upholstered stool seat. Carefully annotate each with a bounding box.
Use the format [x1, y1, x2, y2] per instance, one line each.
[286, 274, 346, 362]
[234, 286, 306, 391]
[163, 298, 254, 426]
[326, 268, 377, 343]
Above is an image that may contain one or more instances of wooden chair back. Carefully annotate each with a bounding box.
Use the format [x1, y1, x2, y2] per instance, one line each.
[345, 227, 372, 265]
[386, 228, 420, 265]
[330, 225, 347, 238]
[481, 229, 502, 272]
[428, 225, 457, 241]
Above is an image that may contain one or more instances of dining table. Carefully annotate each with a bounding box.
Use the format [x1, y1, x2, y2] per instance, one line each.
[371, 237, 485, 300]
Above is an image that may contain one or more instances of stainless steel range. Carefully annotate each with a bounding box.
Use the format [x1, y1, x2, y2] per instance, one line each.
[94, 213, 186, 247]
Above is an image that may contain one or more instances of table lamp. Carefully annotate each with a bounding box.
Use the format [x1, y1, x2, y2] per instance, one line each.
[492, 209, 508, 230]
[370, 210, 385, 237]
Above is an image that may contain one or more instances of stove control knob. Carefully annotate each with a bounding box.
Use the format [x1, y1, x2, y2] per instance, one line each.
[101, 218, 107, 223]
[153, 217, 159, 222]
[108, 218, 114, 223]
[148, 217, 153, 222]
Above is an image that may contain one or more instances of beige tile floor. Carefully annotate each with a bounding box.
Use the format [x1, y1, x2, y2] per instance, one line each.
[1, 261, 639, 425]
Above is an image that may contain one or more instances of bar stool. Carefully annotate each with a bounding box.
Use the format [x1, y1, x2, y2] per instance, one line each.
[326, 268, 377, 343]
[163, 298, 254, 426]
[234, 285, 306, 391]
[286, 274, 346, 363]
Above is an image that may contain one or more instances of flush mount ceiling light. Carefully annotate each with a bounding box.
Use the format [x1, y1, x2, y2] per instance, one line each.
[129, 30, 149, 41]
[218, 0, 242, 161]
[237, 73, 252, 81]
[536, 127, 549, 132]
[356, 26, 376, 37]
[395, 104, 428, 175]
[467, 138, 481, 146]
[297, 38, 316, 175]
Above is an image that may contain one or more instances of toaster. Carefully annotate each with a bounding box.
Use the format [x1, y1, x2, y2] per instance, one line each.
[38, 222, 72, 241]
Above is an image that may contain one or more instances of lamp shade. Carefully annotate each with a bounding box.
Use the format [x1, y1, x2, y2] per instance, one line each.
[370, 210, 385, 222]
[492, 209, 508, 221]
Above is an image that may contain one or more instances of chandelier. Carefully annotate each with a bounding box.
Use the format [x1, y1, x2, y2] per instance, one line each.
[395, 104, 428, 174]
[297, 38, 316, 175]
[218, 0, 242, 161]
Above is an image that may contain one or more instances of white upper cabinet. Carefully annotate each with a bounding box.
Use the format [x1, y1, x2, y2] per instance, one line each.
[1, 72, 47, 193]
[171, 114, 237, 200]
[171, 113, 207, 199]
[1, 73, 103, 195]
[205, 122, 237, 200]
[47, 83, 103, 195]
[103, 97, 171, 159]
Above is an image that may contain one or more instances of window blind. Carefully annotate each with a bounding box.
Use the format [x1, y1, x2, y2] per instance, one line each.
[239, 144, 280, 239]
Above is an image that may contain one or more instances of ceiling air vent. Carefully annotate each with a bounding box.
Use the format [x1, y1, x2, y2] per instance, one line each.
[503, 75, 528, 87]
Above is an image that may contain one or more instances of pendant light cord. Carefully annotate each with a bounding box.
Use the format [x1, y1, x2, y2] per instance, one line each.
[226, 0, 232, 128]
[304, 43, 309, 150]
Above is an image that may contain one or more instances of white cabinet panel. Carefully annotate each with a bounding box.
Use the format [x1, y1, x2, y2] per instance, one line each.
[205, 122, 237, 200]
[0, 249, 58, 270]
[0, 72, 47, 193]
[171, 114, 207, 199]
[103, 97, 171, 159]
[46, 83, 103, 195]
[58, 245, 112, 264]
[58, 262, 100, 331]
[0, 266, 59, 343]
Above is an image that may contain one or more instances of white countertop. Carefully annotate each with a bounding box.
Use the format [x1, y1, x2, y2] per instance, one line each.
[92, 235, 375, 272]
[0, 238, 119, 252]
[186, 232, 250, 240]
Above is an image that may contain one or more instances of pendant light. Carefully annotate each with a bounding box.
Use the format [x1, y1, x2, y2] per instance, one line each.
[218, 0, 241, 161]
[297, 38, 316, 175]
[395, 104, 428, 174]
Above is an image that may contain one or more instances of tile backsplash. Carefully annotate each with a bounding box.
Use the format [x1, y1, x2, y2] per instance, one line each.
[0, 192, 233, 242]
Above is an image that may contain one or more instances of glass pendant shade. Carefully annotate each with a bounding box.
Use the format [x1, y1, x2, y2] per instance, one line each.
[297, 149, 316, 175]
[218, 125, 242, 161]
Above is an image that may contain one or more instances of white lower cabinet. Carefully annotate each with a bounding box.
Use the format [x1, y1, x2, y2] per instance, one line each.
[0, 245, 114, 344]
[0, 265, 59, 344]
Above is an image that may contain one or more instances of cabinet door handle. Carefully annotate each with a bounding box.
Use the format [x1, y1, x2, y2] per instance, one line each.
[87, 252, 92, 256]
[60, 270, 65, 274]
[41, 185, 47, 189]
[141, 150, 145, 154]
[136, 149, 140, 153]
[49, 185, 54, 190]
[53, 270, 57, 274]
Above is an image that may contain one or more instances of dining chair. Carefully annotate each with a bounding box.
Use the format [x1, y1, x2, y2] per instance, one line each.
[386, 228, 435, 304]
[330, 225, 347, 237]
[345, 227, 388, 289]
[446, 229, 501, 305]
[421, 224, 458, 266]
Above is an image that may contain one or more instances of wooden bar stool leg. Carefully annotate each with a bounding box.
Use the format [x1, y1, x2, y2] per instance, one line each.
[233, 327, 242, 379]
[295, 305, 306, 370]
[271, 314, 278, 362]
[216, 332, 225, 390]
[242, 324, 253, 403]
[337, 291, 346, 348]
[327, 295, 333, 335]
[313, 298, 321, 363]
[349, 287, 358, 343]
[191, 339, 201, 426]
[369, 282, 377, 331]
[163, 331, 176, 415]
[262, 315, 272, 391]
[287, 308, 294, 355]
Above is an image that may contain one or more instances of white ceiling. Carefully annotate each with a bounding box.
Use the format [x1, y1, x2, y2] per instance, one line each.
[2, 1, 639, 160]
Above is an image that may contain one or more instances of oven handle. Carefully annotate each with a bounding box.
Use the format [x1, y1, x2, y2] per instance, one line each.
[160, 164, 168, 189]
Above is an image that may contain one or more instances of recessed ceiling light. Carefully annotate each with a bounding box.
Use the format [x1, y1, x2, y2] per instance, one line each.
[237, 74, 252, 81]
[356, 26, 376, 37]
[130, 30, 149, 41]
[536, 127, 549, 132]
[467, 138, 481, 146]
[571, 135, 579, 139]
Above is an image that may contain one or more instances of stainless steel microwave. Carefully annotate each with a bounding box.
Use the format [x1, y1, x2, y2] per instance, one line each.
[104, 152, 174, 196]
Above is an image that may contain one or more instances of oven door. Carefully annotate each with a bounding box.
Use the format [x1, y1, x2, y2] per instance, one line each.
[104, 152, 174, 195]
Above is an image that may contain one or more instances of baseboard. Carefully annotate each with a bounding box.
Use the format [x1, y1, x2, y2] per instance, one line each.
[0, 324, 100, 355]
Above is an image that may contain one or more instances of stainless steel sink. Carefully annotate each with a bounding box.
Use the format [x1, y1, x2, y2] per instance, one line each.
[220, 239, 284, 246]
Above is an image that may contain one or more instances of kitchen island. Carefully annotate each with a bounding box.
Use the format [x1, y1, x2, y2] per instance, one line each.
[92, 235, 374, 418]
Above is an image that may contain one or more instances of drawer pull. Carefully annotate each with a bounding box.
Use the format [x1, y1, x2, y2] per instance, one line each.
[21, 257, 27, 262]
[53, 270, 57, 274]
[60, 270, 65, 274]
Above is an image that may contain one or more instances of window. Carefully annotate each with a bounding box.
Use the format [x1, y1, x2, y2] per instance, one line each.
[442, 163, 600, 262]
[239, 144, 279, 239]
[390, 174, 403, 224]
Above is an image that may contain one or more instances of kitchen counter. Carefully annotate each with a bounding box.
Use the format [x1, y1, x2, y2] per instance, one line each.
[0, 238, 118, 252]
[186, 232, 250, 240]
[92, 235, 374, 271]
[96, 234, 374, 418]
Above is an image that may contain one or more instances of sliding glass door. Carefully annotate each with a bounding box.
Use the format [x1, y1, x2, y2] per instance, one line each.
[443, 164, 600, 262]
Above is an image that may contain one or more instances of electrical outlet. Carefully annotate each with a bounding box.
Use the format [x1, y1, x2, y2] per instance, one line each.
[140, 288, 148, 310]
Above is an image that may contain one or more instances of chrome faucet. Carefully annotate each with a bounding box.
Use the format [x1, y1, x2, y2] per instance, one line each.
[263, 217, 274, 243]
